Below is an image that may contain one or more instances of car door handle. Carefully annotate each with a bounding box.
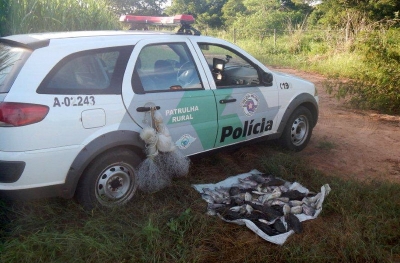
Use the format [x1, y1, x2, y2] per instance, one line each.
[136, 106, 161, 112]
[219, 99, 236, 104]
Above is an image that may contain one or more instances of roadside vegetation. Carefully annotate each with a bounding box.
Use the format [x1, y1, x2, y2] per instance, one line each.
[1, 144, 400, 262]
[0, 0, 118, 35]
[1, 0, 399, 114]
[169, 0, 400, 114]
[208, 25, 400, 115]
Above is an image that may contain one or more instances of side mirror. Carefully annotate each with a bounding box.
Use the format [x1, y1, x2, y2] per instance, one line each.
[262, 72, 273, 86]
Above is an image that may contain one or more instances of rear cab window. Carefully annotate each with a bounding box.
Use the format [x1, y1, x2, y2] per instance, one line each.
[37, 46, 133, 95]
[0, 43, 31, 94]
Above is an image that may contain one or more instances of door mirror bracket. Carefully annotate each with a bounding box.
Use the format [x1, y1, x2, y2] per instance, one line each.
[262, 72, 273, 86]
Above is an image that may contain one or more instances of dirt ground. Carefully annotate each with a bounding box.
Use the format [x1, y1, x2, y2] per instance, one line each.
[274, 67, 400, 183]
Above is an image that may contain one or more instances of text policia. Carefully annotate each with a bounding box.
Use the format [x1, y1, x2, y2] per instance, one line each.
[220, 118, 273, 143]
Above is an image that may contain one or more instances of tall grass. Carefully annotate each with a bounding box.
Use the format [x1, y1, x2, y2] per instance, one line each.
[1, 2, 399, 114]
[205, 28, 359, 73]
[325, 29, 400, 114]
[205, 27, 400, 115]
[1, 144, 399, 262]
[1, 0, 120, 36]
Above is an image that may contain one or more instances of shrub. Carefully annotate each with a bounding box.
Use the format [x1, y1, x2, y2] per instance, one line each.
[326, 29, 400, 114]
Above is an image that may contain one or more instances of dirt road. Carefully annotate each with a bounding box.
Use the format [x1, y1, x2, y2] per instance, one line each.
[275, 67, 400, 183]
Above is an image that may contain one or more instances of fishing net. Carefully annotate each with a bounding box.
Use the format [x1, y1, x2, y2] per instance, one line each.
[158, 150, 190, 178]
[136, 157, 172, 193]
[136, 107, 190, 193]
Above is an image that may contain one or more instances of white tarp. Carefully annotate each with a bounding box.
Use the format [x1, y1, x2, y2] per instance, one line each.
[193, 169, 331, 245]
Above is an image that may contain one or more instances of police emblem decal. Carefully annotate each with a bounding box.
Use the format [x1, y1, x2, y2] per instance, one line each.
[241, 93, 259, 116]
[175, 134, 196, 149]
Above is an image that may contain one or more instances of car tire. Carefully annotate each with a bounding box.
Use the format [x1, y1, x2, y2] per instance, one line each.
[75, 148, 141, 210]
[280, 106, 313, 152]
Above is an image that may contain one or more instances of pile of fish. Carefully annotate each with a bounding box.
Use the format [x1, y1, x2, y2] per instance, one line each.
[194, 170, 331, 244]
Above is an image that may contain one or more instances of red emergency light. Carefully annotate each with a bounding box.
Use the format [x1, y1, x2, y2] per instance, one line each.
[119, 14, 195, 25]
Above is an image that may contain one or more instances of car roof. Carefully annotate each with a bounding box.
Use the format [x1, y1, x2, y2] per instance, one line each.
[0, 30, 174, 50]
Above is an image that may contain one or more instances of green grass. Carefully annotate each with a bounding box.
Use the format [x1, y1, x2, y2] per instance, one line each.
[225, 34, 365, 79]
[212, 28, 399, 115]
[1, 0, 119, 36]
[1, 143, 399, 262]
[316, 137, 336, 150]
[305, 52, 365, 78]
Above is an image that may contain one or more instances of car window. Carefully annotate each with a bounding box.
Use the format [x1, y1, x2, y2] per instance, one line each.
[0, 44, 30, 93]
[38, 47, 132, 94]
[198, 43, 260, 88]
[132, 43, 203, 93]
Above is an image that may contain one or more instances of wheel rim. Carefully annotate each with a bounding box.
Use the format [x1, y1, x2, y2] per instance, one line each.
[95, 162, 136, 206]
[290, 115, 309, 146]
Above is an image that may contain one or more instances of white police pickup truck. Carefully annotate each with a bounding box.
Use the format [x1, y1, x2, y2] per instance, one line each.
[0, 15, 318, 209]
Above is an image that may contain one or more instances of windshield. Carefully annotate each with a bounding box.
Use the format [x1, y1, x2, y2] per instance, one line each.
[0, 43, 30, 93]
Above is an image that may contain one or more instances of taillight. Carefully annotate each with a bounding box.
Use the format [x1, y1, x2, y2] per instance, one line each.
[0, 102, 49, 127]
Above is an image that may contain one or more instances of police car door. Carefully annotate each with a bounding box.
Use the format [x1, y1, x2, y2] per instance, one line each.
[121, 38, 218, 155]
[193, 42, 279, 148]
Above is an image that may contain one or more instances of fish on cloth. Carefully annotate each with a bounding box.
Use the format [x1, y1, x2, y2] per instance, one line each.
[192, 169, 331, 245]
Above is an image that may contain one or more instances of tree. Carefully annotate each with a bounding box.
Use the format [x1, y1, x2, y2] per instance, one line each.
[310, 0, 400, 28]
[197, 0, 227, 27]
[110, 0, 167, 15]
[166, 0, 227, 28]
[225, 0, 311, 37]
[222, 0, 246, 26]
[0, 0, 9, 36]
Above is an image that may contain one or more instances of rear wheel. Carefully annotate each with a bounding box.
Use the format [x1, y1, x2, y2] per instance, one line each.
[281, 106, 313, 152]
[75, 149, 141, 210]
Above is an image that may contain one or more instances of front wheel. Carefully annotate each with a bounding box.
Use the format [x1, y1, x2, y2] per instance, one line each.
[75, 149, 141, 210]
[280, 106, 313, 152]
